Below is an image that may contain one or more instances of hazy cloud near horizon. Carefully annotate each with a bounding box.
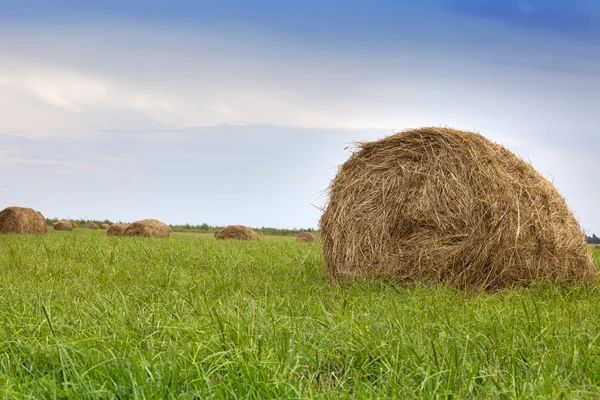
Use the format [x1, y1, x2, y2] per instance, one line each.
[0, 0, 598, 233]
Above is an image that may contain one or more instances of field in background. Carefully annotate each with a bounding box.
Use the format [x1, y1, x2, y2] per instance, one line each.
[45, 219, 316, 237]
[1, 229, 600, 398]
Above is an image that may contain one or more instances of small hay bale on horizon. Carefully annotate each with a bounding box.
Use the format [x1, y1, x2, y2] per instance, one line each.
[54, 221, 74, 231]
[214, 225, 259, 241]
[319, 126, 596, 291]
[0, 206, 47, 235]
[123, 219, 171, 238]
[86, 222, 99, 230]
[107, 223, 129, 236]
[100, 223, 110, 230]
[296, 232, 316, 243]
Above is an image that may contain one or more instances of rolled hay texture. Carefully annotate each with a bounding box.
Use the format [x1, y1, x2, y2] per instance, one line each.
[296, 232, 316, 243]
[0, 206, 47, 234]
[86, 222, 99, 230]
[100, 223, 110, 230]
[107, 224, 129, 236]
[54, 221, 74, 231]
[319, 127, 596, 290]
[123, 219, 171, 238]
[214, 225, 259, 241]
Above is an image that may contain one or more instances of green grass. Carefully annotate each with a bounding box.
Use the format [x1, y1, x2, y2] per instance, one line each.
[1, 229, 600, 399]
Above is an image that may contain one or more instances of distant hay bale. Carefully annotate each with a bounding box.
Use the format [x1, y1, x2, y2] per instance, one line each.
[296, 232, 316, 243]
[54, 221, 74, 231]
[0, 206, 47, 235]
[123, 219, 171, 238]
[319, 127, 596, 290]
[86, 222, 99, 230]
[100, 223, 110, 230]
[213, 229, 222, 238]
[214, 225, 259, 241]
[51, 222, 58, 227]
[107, 223, 129, 236]
[70, 221, 78, 229]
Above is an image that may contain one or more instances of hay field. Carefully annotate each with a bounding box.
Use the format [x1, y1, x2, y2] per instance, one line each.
[1, 229, 600, 398]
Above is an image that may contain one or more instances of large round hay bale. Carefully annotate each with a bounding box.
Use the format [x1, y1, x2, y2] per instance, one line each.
[86, 222, 99, 230]
[123, 219, 170, 238]
[0, 206, 47, 234]
[54, 221, 74, 231]
[319, 127, 596, 290]
[70, 221, 78, 229]
[296, 232, 315, 243]
[107, 223, 129, 236]
[100, 223, 110, 230]
[215, 225, 259, 240]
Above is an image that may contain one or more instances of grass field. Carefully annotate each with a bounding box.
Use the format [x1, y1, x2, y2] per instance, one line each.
[1, 229, 600, 398]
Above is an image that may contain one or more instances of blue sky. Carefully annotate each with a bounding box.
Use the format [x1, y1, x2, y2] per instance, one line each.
[0, 0, 599, 232]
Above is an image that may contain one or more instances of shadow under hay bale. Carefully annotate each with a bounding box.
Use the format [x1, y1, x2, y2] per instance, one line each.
[54, 221, 74, 231]
[214, 225, 259, 241]
[123, 219, 170, 238]
[86, 222, 99, 230]
[0, 206, 47, 235]
[296, 232, 316, 243]
[319, 127, 596, 291]
[100, 223, 110, 230]
[107, 223, 129, 236]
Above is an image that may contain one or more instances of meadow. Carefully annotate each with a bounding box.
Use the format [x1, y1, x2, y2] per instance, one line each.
[1, 229, 600, 399]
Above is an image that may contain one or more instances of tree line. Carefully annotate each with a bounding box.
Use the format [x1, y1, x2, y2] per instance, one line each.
[587, 234, 600, 244]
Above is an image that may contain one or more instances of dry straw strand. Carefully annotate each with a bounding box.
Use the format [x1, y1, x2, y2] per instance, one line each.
[319, 127, 596, 290]
[107, 224, 129, 236]
[214, 225, 259, 241]
[123, 219, 171, 238]
[54, 221, 74, 231]
[0, 206, 47, 234]
[296, 232, 316, 243]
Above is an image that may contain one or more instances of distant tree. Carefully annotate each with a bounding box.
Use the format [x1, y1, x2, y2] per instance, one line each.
[587, 234, 600, 244]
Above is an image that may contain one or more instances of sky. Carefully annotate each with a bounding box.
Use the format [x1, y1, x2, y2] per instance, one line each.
[0, 0, 598, 232]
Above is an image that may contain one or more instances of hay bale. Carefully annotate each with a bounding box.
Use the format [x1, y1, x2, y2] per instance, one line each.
[296, 232, 316, 243]
[70, 221, 78, 229]
[123, 219, 170, 238]
[0, 206, 47, 234]
[319, 127, 596, 290]
[51, 222, 58, 227]
[214, 225, 259, 241]
[100, 223, 110, 230]
[213, 229, 222, 238]
[107, 223, 129, 236]
[86, 222, 99, 230]
[54, 221, 74, 231]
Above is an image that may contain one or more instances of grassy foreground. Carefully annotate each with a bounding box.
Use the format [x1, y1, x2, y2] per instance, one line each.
[1, 230, 600, 399]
